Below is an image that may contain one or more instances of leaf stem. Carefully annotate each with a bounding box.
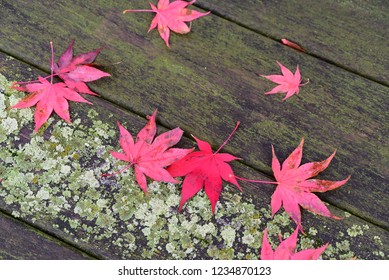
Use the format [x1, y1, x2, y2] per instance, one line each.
[50, 41, 54, 84]
[13, 74, 60, 85]
[301, 78, 310, 86]
[234, 175, 278, 185]
[101, 163, 134, 177]
[215, 121, 240, 154]
[123, 9, 154, 14]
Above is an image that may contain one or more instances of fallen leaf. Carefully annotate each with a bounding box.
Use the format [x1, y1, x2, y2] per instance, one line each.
[11, 41, 109, 132]
[12, 76, 91, 132]
[261, 61, 307, 101]
[270, 138, 350, 229]
[260, 227, 328, 260]
[123, 0, 210, 47]
[167, 122, 242, 213]
[105, 109, 193, 193]
[53, 39, 110, 95]
[281, 38, 306, 52]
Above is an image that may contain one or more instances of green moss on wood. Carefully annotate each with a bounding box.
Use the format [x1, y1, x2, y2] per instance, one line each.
[1, 71, 388, 259]
[1, 0, 388, 229]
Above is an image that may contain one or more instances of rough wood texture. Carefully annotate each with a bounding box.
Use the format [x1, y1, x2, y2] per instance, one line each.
[196, 0, 389, 85]
[1, 0, 387, 229]
[0, 48, 389, 259]
[0, 52, 387, 260]
[0, 0, 388, 260]
[0, 210, 92, 259]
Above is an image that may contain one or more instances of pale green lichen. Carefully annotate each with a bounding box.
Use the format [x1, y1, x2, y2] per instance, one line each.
[347, 224, 364, 237]
[373, 251, 385, 258]
[0, 73, 386, 260]
[308, 227, 318, 236]
[36, 188, 50, 200]
[1, 117, 18, 134]
[220, 226, 236, 247]
[373, 236, 383, 246]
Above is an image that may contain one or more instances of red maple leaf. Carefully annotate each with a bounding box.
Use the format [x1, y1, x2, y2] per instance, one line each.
[236, 139, 350, 229]
[123, 0, 210, 47]
[270, 138, 350, 229]
[261, 61, 307, 101]
[53, 39, 110, 95]
[104, 110, 193, 193]
[167, 122, 242, 213]
[12, 76, 91, 132]
[260, 228, 328, 260]
[11, 41, 102, 132]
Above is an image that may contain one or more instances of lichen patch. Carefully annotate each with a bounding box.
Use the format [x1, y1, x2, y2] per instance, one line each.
[0, 73, 386, 260]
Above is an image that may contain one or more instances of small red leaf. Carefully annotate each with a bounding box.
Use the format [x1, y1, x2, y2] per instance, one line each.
[54, 40, 110, 95]
[123, 0, 210, 47]
[281, 38, 306, 52]
[11, 77, 91, 132]
[260, 228, 328, 260]
[261, 61, 307, 101]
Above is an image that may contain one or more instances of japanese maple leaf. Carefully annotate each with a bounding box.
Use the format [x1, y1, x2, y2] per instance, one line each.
[53, 39, 110, 95]
[12, 77, 91, 132]
[11, 41, 109, 132]
[260, 228, 328, 260]
[261, 61, 307, 101]
[105, 110, 193, 193]
[167, 122, 242, 213]
[270, 138, 350, 229]
[123, 0, 210, 47]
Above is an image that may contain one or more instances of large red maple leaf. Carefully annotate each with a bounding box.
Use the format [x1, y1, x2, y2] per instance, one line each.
[12, 76, 91, 132]
[270, 138, 350, 229]
[53, 39, 110, 95]
[123, 0, 210, 47]
[167, 122, 242, 213]
[260, 227, 328, 260]
[261, 61, 307, 101]
[105, 110, 193, 193]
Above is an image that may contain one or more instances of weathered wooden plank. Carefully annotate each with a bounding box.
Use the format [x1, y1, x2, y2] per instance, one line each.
[0, 210, 92, 259]
[196, 0, 389, 85]
[0, 53, 388, 260]
[0, 0, 387, 229]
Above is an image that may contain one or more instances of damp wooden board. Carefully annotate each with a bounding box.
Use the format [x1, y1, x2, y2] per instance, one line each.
[0, 0, 388, 259]
[1, 0, 387, 229]
[0, 210, 92, 259]
[196, 0, 389, 85]
[0, 53, 388, 260]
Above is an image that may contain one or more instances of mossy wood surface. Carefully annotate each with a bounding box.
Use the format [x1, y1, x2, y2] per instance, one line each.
[0, 55, 388, 260]
[196, 0, 389, 85]
[1, 0, 388, 229]
[0, 0, 388, 259]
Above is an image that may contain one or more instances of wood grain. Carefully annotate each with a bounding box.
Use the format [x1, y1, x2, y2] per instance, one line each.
[0, 0, 387, 228]
[0, 52, 387, 260]
[0, 210, 92, 259]
[0, 0, 387, 259]
[196, 0, 389, 85]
